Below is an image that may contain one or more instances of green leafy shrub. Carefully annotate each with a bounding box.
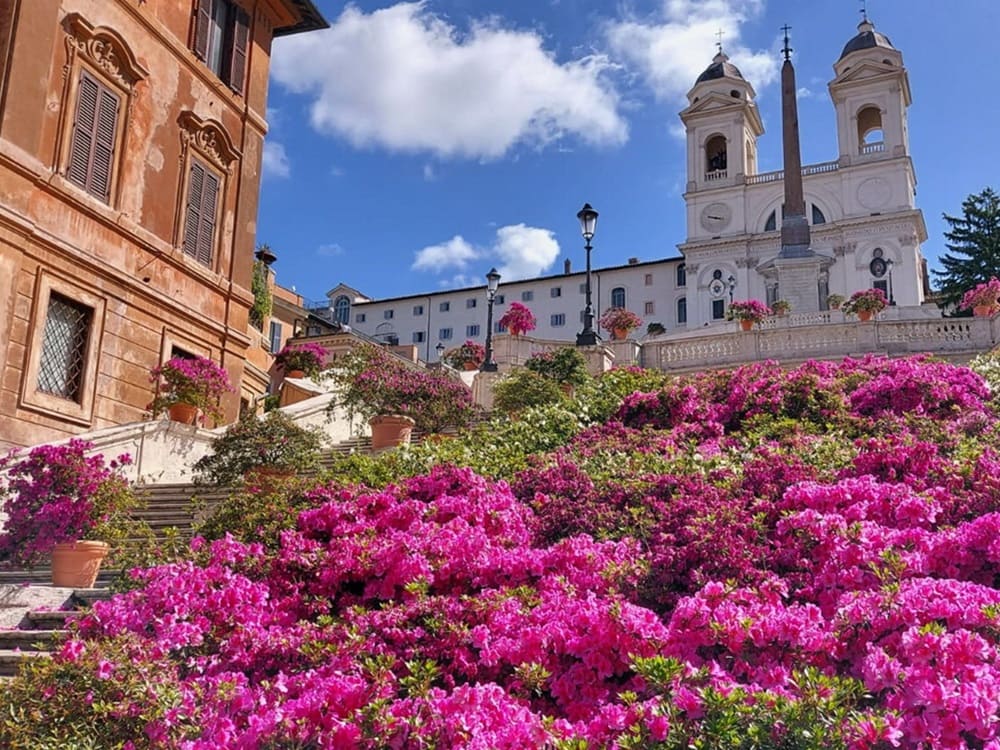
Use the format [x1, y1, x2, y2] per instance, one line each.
[493, 369, 564, 414]
[525, 347, 590, 386]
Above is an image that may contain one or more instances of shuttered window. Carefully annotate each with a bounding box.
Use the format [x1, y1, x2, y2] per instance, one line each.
[182, 159, 220, 267]
[66, 71, 119, 202]
[193, 0, 250, 95]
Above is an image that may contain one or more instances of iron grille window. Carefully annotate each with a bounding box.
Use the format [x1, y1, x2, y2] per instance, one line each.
[193, 0, 250, 94]
[66, 70, 119, 202]
[38, 294, 92, 401]
[182, 159, 220, 266]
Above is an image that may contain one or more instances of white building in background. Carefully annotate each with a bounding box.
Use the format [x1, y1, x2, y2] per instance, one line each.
[316, 16, 933, 362]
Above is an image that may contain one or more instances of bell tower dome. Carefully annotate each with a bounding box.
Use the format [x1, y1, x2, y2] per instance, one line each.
[829, 16, 911, 165]
[680, 50, 764, 194]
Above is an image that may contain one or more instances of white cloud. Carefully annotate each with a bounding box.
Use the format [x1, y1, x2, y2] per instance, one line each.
[494, 224, 560, 280]
[317, 243, 344, 257]
[261, 141, 291, 178]
[270, 2, 627, 159]
[412, 224, 561, 281]
[413, 236, 478, 272]
[606, 0, 778, 102]
[422, 163, 437, 181]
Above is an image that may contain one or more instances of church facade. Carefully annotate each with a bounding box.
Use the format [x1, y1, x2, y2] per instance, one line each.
[680, 18, 929, 326]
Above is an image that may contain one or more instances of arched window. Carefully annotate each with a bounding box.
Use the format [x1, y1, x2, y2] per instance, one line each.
[677, 297, 687, 325]
[705, 134, 727, 173]
[610, 287, 626, 309]
[764, 210, 776, 232]
[857, 106, 884, 151]
[676, 263, 686, 287]
[811, 204, 826, 225]
[333, 295, 350, 324]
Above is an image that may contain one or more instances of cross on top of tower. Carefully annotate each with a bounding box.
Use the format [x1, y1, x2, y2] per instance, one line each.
[715, 28, 724, 54]
[781, 24, 792, 61]
[860, 0, 868, 22]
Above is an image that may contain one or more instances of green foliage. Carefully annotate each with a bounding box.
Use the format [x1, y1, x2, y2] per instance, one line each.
[525, 347, 590, 386]
[493, 369, 565, 414]
[196, 482, 319, 549]
[646, 321, 666, 336]
[571, 366, 672, 425]
[193, 412, 326, 486]
[970, 349, 1000, 397]
[934, 187, 1000, 307]
[249, 254, 272, 331]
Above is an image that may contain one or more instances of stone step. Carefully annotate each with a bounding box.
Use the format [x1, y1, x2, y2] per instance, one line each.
[71, 588, 113, 607]
[0, 649, 50, 677]
[0, 629, 62, 651]
[26, 610, 82, 629]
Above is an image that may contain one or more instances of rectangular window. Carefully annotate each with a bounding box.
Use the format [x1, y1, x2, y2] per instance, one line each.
[645, 273, 654, 286]
[355, 313, 366, 323]
[37, 293, 93, 402]
[873, 279, 889, 295]
[66, 70, 120, 203]
[466, 324, 480, 337]
[268, 321, 282, 353]
[193, 0, 250, 94]
[550, 287, 562, 298]
[182, 159, 220, 266]
[466, 298, 477, 309]
[551, 313, 566, 327]
[439, 301, 450, 312]
[439, 328, 453, 340]
[579, 283, 587, 294]
[521, 290, 534, 301]
[496, 294, 505, 304]
[413, 331, 425, 343]
[384, 309, 394, 320]
[712, 299, 725, 320]
[495, 322, 507, 333]
[413, 305, 424, 316]
[645, 301, 655, 315]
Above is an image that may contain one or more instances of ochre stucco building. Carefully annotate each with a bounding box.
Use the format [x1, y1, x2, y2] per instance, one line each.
[0, 0, 325, 450]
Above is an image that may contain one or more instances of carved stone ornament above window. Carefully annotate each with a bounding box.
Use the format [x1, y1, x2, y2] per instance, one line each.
[178, 111, 241, 173]
[63, 13, 148, 91]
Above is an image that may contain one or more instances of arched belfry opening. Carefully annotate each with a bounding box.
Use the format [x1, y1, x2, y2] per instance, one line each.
[857, 106, 884, 152]
[705, 134, 727, 175]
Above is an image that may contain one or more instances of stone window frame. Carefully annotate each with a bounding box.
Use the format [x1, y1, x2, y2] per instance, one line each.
[21, 272, 106, 426]
[172, 111, 240, 273]
[56, 13, 148, 208]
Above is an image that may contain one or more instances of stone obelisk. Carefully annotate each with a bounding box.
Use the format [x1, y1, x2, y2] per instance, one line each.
[779, 25, 811, 259]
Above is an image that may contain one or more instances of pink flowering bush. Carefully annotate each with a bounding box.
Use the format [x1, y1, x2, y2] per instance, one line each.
[497, 301, 536, 336]
[726, 299, 772, 323]
[0, 440, 136, 567]
[598, 307, 643, 335]
[842, 288, 889, 316]
[274, 341, 328, 375]
[9, 355, 1000, 748]
[149, 356, 232, 421]
[960, 277, 1000, 313]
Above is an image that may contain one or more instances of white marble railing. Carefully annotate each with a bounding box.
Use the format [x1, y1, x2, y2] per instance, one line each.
[705, 170, 728, 181]
[860, 141, 886, 155]
[745, 160, 840, 186]
[641, 315, 1000, 373]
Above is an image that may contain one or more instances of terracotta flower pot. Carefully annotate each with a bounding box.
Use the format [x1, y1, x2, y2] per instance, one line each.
[370, 415, 416, 451]
[740, 319, 754, 331]
[612, 328, 629, 341]
[857, 310, 874, 322]
[285, 369, 306, 379]
[245, 466, 295, 492]
[462, 362, 478, 371]
[168, 402, 199, 424]
[51, 541, 109, 588]
[973, 305, 995, 318]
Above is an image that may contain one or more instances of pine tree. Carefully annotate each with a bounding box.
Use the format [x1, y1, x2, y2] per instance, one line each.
[934, 187, 1000, 307]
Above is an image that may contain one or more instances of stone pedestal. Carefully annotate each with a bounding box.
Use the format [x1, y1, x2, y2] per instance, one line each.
[472, 370, 503, 411]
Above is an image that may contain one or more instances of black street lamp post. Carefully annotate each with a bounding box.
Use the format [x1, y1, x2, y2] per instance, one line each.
[481, 267, 501, 371]
[576, 203, 599, 346]
[727, 274, 736, 303]
[886, 259, 895, 306]
[435, 342, 445, 363]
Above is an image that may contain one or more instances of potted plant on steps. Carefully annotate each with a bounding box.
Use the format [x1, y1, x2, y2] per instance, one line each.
[274, 342, 328, 379]
[960, 278, 1000, 317]
[842, 288, 888, 322]
[598, 307, 643, 340]
[525, 347, 590, 396]
[328, 343, 475, 450]
[149, 356, 232, 426]
[771, 299, 791, 317]
[497, 302, 536, 337]
[826, 293, 845, 311]
[0, 440, 141, 587]
[442, 340, 486, 371]
[192, 412, 326, 491]
[726, 300, 772, 331]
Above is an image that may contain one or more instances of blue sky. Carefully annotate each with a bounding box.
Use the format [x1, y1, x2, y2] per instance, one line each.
[258, 0, 1000, 304]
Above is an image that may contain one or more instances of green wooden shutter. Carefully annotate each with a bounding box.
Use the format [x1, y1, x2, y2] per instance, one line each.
[89, 86, 119, 201]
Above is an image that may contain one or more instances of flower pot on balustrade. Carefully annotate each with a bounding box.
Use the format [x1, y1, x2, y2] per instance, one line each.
[973, 305, 995, 318]
[51, 541, 110, 588]
[612, 328, 629, 341]
[857, 310, 874, 322]
[739, 319, 754, 332]
[285, 369, 306, 379]
[168, 402, 199, 424]
[370, 414, 416, 451]
[462, 362, 478, 371]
